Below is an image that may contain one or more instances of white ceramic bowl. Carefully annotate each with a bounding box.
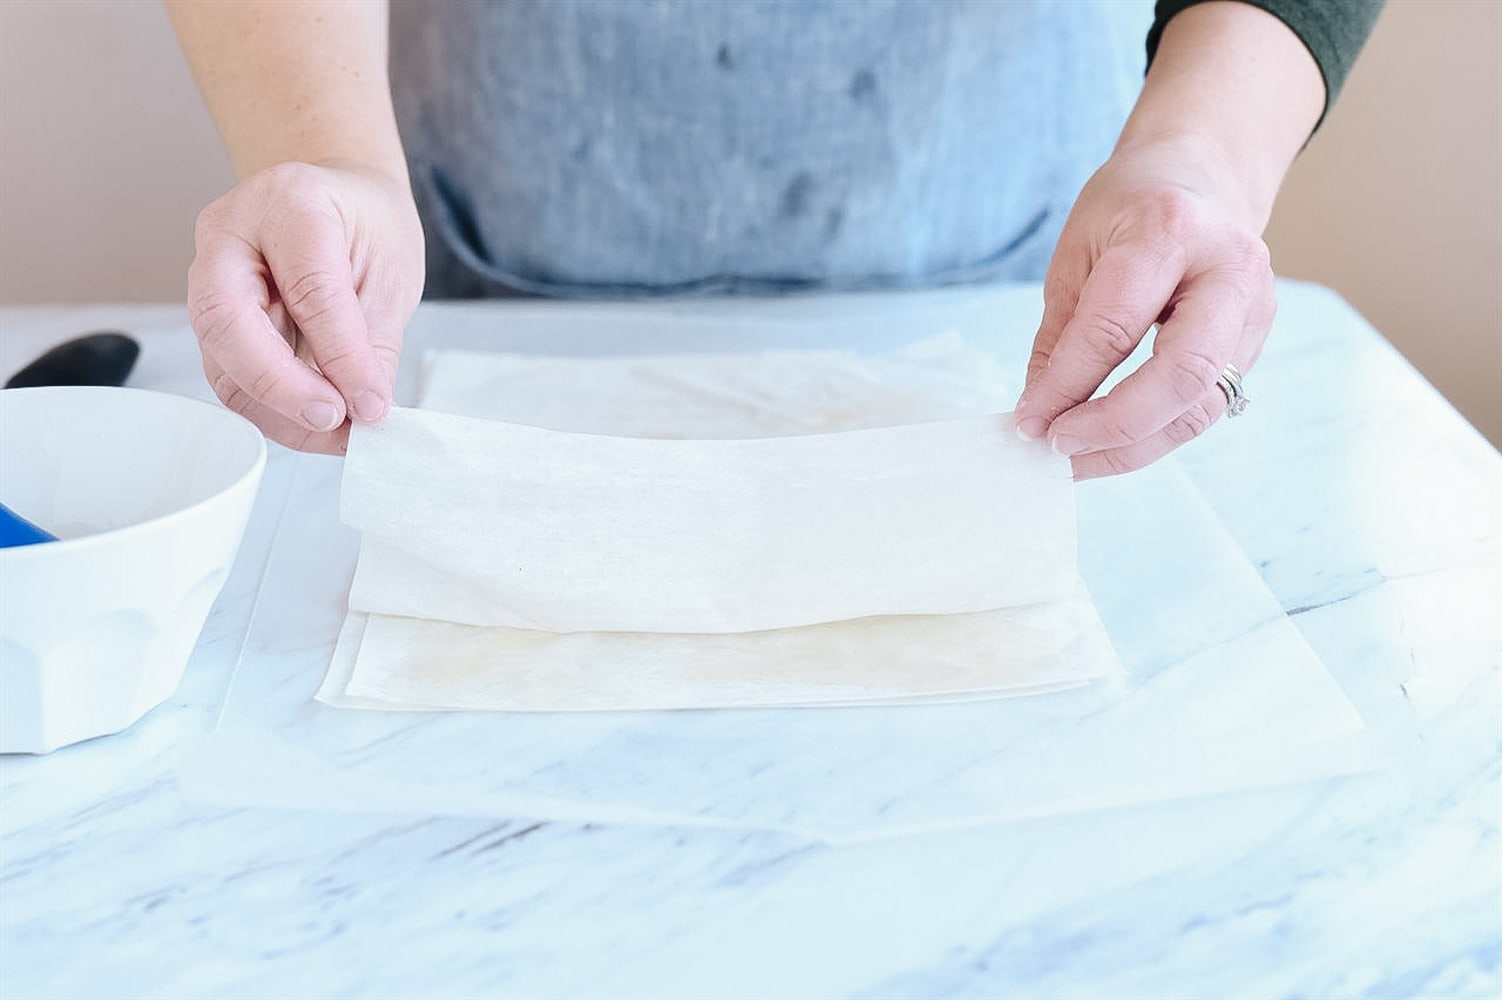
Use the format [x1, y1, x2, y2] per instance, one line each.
[0, 387, 266, 753]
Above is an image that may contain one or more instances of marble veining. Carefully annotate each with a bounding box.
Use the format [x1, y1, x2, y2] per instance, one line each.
[0, 283, 1497, 998]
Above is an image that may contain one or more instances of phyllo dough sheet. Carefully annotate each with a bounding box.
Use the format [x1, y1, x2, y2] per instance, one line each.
[323, 336, 1120, 710]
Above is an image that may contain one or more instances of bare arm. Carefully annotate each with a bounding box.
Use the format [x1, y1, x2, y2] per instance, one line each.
[167, 0, 423, 453]
[166, 0, 406, 182]
[1122, 0, 1323, 231]
[1015, 1, 1327, 477]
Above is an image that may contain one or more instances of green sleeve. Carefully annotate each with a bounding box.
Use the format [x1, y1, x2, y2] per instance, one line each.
[1145, 0, 1385, 128]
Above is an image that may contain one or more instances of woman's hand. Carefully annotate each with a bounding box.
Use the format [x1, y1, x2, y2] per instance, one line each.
[167, 0, 413, 452]
[187, 162, 424, 453]
[1015, 0, 1327, 479]
[1014, 137, 1275, 479]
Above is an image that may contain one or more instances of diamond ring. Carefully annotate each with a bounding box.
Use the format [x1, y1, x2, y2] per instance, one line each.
[1217, 363, 1249, 417]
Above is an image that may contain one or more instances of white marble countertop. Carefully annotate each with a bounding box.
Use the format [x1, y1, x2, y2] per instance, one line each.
[1, 282, 1497, 998]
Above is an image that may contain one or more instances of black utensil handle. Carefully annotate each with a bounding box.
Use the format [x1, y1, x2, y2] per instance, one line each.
[5, 332, 141, 389]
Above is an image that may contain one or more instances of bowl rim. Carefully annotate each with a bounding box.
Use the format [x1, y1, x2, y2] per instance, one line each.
[0, 385, 268, 559]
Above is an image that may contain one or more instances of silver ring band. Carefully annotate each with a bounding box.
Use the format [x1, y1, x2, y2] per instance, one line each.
[1217, 363, 1249, 417]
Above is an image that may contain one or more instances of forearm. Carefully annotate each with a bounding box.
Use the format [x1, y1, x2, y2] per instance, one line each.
[1117, 1, 1325, 232]
[166, 0, 406, 183]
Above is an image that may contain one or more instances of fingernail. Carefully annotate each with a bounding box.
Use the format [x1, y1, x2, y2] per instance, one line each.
[351, 390, 388, 423]
[1015, 416, 1048, 441]
[301, 400, 342, 432]
[1051, 433, 1087, 456]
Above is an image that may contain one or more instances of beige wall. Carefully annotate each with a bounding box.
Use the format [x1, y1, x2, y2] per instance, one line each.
[1265, 0, 1502, 447]
[0, 0, 233, 304]
[2, 1, 1498, 444]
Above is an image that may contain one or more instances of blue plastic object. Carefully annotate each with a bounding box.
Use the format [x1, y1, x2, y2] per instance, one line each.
[0, 501, 55, 548]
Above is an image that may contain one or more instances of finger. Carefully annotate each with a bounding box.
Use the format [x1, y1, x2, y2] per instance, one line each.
[1013, 243, 1186, 438]
[261, 206, 391, 423]
[1045, 265, 1253, 456]
[189, 232, 348, 434]
[1071, 269, 1272, 478]
[1241, 266, 1278, 370]
[204, 356, 350, 455]
[354, 269, 409, 396]
[1070, 382, 1227, 480]
[1016, 249, 1087, 440]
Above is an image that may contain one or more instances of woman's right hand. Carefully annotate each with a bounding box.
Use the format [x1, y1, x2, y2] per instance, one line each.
[186, 161, 425, 453]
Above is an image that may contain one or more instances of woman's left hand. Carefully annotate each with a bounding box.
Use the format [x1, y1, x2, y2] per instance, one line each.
[1013, 136, 1277, 479]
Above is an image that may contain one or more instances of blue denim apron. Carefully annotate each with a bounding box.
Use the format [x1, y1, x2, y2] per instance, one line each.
[390, 0, 1151, 298]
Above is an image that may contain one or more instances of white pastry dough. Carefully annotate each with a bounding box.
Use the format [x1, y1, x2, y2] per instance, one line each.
[343, 408, 1076, 634]
[324, 338, 1120, 711]
[326, 577, 1114, 711]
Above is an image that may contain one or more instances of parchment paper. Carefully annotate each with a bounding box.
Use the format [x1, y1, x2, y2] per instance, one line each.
[200, 444, 1372, 844]
[195, 298, 1372, 842]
